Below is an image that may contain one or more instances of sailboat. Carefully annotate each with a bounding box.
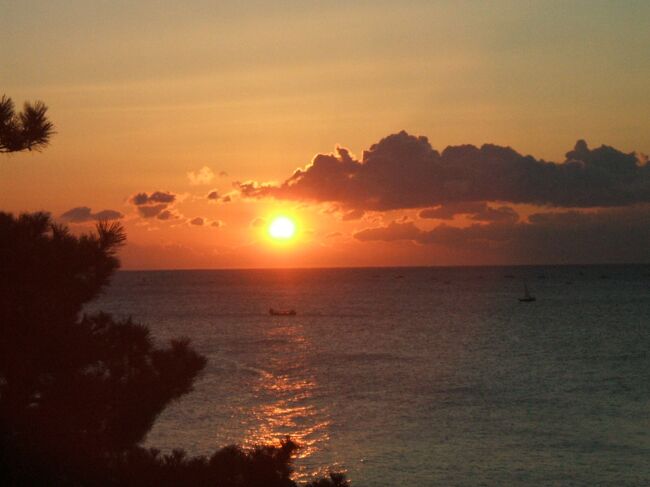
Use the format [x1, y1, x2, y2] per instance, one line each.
[519, 282, 536, 302]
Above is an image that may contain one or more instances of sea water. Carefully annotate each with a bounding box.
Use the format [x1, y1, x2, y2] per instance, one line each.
[87, 265, 650, 486]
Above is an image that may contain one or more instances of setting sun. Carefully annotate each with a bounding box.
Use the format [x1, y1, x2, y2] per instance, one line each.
[268, 216, 296, 240]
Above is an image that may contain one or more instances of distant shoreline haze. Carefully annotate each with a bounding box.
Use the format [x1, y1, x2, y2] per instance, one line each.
[115, 263, 650, 272]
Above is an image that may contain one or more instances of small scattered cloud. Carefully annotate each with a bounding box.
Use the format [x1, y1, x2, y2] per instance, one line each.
[60, 206, 124, 223]
[189, 217, 205, 226]
[130, 191, 178, 219]
[187, 166, 215, 185]
[207, 190, 220, 200]
[138, 204, 167, 218]
[326, 231, 343, 238]
[210, 220, 224, 228]
[131, 191, 176, 205]
[219, 170, 228, 177]
[157, 209, 180, 221]
[221, 195, 232, 203]
[131, 193, 149, 206]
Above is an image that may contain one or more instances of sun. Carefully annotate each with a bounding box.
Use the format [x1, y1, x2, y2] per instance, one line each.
[268, 216, 296, 240]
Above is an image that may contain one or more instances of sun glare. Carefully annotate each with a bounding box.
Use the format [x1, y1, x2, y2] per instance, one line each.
[268, 216, 296, 240]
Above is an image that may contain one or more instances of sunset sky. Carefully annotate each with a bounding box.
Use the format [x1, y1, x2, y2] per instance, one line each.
[2, 1, 649, 268]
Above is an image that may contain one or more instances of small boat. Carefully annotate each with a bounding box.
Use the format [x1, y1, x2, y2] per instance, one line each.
[269, 308, 296, 316]
[519, 282, 536, 302]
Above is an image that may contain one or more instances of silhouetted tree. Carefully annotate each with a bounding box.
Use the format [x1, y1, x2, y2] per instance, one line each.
[1, 99, 348, 486]
[0, 95, 54, 153]
[0, 213, 349, 486]
[304, 472, 350, 487]
[0, 213, 207, 483]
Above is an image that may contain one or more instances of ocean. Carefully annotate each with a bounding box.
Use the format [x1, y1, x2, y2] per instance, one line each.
[87, 265, 650, 486]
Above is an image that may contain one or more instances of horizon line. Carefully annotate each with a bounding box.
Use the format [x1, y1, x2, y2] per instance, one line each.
[117, 262, 650, 272]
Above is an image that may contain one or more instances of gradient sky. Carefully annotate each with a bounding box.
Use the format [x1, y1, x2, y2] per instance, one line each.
[2, 1, 649, 268]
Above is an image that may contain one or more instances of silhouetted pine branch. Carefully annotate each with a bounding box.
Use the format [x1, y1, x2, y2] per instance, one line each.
[0, 95, 54, 153]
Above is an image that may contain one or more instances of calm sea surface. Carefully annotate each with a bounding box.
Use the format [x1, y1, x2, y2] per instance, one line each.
[88, 265, 650, 486]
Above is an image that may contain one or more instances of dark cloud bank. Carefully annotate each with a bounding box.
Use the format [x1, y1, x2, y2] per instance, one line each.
[239, 131, 649, 262]
[239, 131, 649, 210]
[419, 201, 519, 223]
[354, 206, 650, 264]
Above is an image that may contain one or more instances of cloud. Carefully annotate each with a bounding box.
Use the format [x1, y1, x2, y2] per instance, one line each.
[60, 206, 123, 223]
[138, 204, 167, 218]
[341, 209, 365, 221]
[221, 195, 232, 203]
[250, 217, 266, 228]
[207, 190, 219, 200]
[469, 205, 519, 223]
[189, 217, 204, 226]
[210, 220, 223, 228]
[238, 131, 650, 210]
[61, 206, 124, 223]
[187, 166, 215, 185]
[157, 209, 179, 220]
[131, 191, 176, 206]
[219, 171, 228, 177]
[637, 153, 649, 166]
[130, 191, 178, 219]
[353, 205, 650, 263]
[354, 221, 422, 242]
[131, 193, 149, 205]
[419, 202, 487, 220]
[419, 202, 519, 222]
[93, 209, 124, 220]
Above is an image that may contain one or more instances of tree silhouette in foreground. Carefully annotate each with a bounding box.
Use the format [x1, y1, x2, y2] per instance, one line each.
[0, 213, 206, 484]
[0, 216, 348, 486]
[0, 95, 54, 153]
[1, 94, 347, 486]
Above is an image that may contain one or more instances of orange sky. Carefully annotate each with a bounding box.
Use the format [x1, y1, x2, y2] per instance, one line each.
[2, 1, 650, 268]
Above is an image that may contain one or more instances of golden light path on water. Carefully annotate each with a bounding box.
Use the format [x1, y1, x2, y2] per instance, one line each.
[241, 321, 339, 482]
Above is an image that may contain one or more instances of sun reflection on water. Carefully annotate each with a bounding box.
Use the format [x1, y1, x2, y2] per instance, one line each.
[242, 322, 335, 481]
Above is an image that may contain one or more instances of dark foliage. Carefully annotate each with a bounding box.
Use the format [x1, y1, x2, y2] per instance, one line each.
[0, 212, 206, 483]
[108, 439, 300, 487]
[0, 95, 54, 153]
[0, 212, 348, 486]
[1, 99, 348, 486]
[304, 472, 350, 487]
